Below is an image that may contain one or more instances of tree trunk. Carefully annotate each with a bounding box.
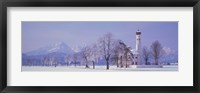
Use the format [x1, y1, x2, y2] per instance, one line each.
[145, 59, 148, 65]
[86, 63, 89, 68]
[120, 56, 123, 68]
[117, 60, 119, 68]
[155, 58, 158, 65]
[125, 57, 128, 68]
[155, 59, 158, 65]
[92, 61, 95, 69]
[75, 61, 76, 67]
[106, 60, 109, 70]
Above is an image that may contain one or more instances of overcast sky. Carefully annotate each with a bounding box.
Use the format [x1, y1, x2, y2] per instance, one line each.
[22, 21, 178, 54]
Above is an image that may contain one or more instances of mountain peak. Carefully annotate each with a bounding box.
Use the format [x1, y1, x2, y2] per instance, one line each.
[47, 42, 69, 53]
[26, 42, 74, 56]
[54, 41, 66, 46]
[46, 41, 66, 48]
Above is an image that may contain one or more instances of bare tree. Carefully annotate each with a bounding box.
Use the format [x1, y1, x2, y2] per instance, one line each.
[111, 40, 123, 68]
[65, 54, 71, 66]
[124, 47, 131, 68]
[142, 46, 151, 65]
[43, 55, 58, 67]
[90, 43, 100, 69]
[110, 53, 119, 67]
[53, 57, 58, 67]
[150, 40, 165, 65]
[81, 46, 91, 68]
[98, 33, 113, 70]
[27, 59, 33, 66]
[73, 53, 78, 67]
[43, 56, 50, 66]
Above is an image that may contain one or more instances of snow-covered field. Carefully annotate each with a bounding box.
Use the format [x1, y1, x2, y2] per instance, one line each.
[22, 65, 178, 72]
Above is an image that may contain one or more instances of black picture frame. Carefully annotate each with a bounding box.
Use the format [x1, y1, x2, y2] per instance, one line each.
[0, 0, 200, 93]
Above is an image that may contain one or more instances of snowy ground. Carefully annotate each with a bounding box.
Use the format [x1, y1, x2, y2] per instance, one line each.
[22, 65, 178, 72]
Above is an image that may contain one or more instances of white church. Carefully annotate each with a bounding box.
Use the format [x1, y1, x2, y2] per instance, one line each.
[114, 29, 143, 67]
[116, 29, 162, 68]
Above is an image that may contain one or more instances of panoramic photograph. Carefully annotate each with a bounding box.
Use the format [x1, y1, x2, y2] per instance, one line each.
[22, 22, 178, 72]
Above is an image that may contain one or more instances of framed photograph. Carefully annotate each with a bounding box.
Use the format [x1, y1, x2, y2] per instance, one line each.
[0, 0, 200, 93]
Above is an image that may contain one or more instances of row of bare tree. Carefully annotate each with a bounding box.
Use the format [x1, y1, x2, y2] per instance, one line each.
[64, 33, 135, 70]
[64, 33, 166, 69]
[25, 33, 166, 69]
[64, 43, 100, 69]
[42, 56, 58, 67]
[142, 40, 165, 65]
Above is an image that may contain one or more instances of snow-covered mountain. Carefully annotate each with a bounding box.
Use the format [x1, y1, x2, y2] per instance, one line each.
[25, 42, 74, 56]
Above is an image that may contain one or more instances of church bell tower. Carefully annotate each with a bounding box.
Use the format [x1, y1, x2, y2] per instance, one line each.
[136, 29, 142, 65]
